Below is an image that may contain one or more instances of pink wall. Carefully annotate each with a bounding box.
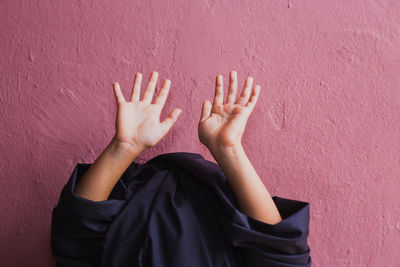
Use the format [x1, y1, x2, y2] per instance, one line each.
[1, 0, 399, 266]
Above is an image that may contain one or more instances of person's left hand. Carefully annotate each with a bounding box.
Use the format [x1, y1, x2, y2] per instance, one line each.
[112, 70, 182, 151]
[198, 71, 260, 153]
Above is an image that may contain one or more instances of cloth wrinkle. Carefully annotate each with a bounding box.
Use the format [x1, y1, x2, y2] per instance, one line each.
[51, 152, 312, 267]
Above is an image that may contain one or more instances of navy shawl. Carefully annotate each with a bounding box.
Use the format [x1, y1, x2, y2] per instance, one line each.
[51, 152, 312, 267]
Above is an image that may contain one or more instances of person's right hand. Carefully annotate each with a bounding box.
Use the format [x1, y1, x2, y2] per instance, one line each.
[112, 71, 182, 152]
[198, 71, 261, 153]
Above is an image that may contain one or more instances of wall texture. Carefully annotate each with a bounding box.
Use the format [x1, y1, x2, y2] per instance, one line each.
[1, 0, 400, 266]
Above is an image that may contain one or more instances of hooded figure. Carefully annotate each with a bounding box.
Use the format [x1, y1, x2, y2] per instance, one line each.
[51, 70, 311, 267]
[51, 152, 311, 267]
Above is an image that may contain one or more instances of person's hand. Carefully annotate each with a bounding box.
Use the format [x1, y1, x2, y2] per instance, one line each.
[112, 71, 182, 152]
[198, 71, 260, 153]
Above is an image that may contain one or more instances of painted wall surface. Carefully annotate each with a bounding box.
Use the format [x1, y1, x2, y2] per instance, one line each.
[1, 0, 400, 266]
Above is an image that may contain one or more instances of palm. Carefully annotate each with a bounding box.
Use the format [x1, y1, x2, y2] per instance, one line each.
[198, 71, 260, 151]
[113, 71, 182, 150]
[199, 103, 249, 147]
[115, 103, 162, 148]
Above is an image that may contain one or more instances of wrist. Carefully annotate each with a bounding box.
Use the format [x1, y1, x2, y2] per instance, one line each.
[209, 143, 245, 162]
[109, 136, 145, 158]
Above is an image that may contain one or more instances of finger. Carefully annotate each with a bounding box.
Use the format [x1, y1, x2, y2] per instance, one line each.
[236, 76, 253, 105]
[160, 108, 183, 134]
[245, 85, 261, 112]
[200, 100, 212, 122]
[213, 74, 223, 106]
[226, 70, 238, 104]
[130, 72, 142, 102]
[143, 71, 158, 104]
[153, 79, 171, 109]
[113, 82, 126, 104]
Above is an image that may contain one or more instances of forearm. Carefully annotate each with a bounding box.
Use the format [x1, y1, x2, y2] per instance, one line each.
[74, 137, 144, 202]
[210, 144, 282, 225]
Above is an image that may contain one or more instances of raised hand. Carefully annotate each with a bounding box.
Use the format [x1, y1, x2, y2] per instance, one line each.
[113, 71, 182, 151]
[198, 71, 260, 153]
[74, 70, 182, 202]
[198, 72, 282, 225]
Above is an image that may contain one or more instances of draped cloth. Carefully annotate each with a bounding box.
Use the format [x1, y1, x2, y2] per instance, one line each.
[51, 152, 312, 267]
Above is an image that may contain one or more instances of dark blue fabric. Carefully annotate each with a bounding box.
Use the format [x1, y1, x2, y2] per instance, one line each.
[51, 152, 312, 267]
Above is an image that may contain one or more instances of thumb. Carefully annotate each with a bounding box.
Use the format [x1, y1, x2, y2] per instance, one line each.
[160, 108, 182, 134]
[200, 100, 212, 122]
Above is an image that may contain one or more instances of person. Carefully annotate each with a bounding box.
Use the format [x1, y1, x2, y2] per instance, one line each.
[51, 71, 312, 267]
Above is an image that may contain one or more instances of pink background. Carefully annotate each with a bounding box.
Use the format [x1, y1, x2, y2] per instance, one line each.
[1, 0, 400, 266]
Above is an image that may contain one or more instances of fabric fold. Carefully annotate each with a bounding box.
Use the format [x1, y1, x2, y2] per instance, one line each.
[223, 196, 311, 266]
[51, 152, 312, 267]
[51, 163, 128, 267]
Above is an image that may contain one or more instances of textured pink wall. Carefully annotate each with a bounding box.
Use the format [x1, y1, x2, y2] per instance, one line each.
[1, 0, 400, 266]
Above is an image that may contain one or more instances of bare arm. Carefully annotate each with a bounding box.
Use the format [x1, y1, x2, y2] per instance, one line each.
[74, 71, 182, 201]
[211, 144, 282, 225]
[73, 138, 143, 201]
[198, 71, 282, 225]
